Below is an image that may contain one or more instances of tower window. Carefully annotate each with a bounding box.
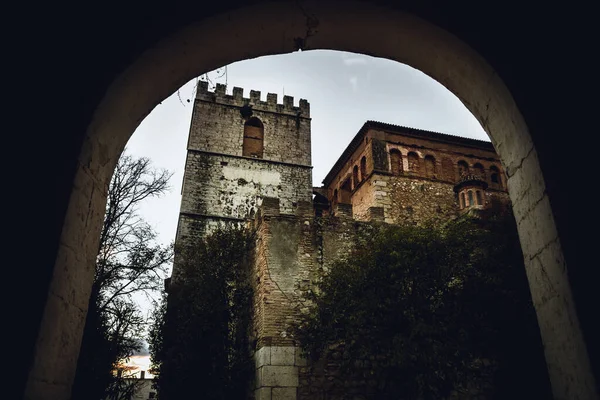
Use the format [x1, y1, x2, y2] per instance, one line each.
[468, 190, 474, 206]
[476, 190, 482, 206]
[242, 117, 264, 158]
[460, 192, 466, 209]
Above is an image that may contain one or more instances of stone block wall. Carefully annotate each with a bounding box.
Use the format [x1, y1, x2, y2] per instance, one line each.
[191, 82, 311, 166]
[179, 151, 312, 222]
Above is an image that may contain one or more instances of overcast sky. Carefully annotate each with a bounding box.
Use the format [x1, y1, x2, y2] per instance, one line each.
[125, 49, 488, 255]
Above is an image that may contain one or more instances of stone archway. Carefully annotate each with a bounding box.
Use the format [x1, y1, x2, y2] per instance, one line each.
[26, 2, 597, 399]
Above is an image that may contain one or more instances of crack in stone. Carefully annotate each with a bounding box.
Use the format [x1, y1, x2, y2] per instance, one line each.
[293, 0, 319, 51]
[514, 188, 547, 224]
[528, 235, 559, 262]
[49, 290, 87, 314]
[507, 145, 534, 178]
[532, 255, 559, 309]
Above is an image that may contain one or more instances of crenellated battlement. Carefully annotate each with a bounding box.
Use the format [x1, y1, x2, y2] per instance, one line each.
[196, 81, 310, 118]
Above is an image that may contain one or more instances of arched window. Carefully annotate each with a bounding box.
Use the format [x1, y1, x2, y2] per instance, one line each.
[476, 190, 483, 206]
[468, 190, 474, 206]
[460, 192, 465, 209]
[490, 165, 501, 187]
[458, 160, 469, 178]
[424, 155, 436, 178]
[360, 156, 367, 180]
[353, 165, 359, 189]
[408, 152, 419, 173]
[340, 179, 352, 203]
[242, 117, 264, 158]
[474, 163, 485, 179]
[390, 149, 402, 175]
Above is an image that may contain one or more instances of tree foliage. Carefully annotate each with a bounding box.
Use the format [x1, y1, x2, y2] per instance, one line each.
[149, 225, 255, 400]
[293, 209, 552, 399]
[72, 153, 174, 400]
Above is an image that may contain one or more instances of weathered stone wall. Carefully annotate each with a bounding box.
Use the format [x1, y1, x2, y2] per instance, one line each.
[179, 151, 312, 221]
[378, 173, 460, 225]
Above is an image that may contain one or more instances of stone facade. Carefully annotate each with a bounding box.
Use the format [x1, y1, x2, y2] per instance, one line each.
[172, 88, 511, 399]
[322, 121, 510, 225]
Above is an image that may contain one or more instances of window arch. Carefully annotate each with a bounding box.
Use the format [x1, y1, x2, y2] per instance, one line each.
[424, 155, 436, 178]
[476, 190, 483, 205]
[407, 152, 419, 173]
[360, 156, 367, 180]
[353, 165, 359, 189]
[460, 192, 466, 209]
[390, 149, 402, 175]
[242, 117, 264, 158]
[468, 190, 474, 206]
[457, 160, 469, 178]
[490, 165, 501, 187]
[340, 179, 352, 203]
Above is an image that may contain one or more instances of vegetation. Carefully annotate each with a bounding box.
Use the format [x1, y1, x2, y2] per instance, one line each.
[149, 225, 255, 399]
[72, 153, 174, 400]
[293, 208, 553, 399]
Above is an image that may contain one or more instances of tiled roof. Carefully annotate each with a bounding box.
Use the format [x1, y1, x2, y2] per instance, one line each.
[322, 121, 494, 186]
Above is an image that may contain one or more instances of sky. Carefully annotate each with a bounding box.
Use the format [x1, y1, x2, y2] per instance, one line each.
[126, 49, 488, 251]
[123, 49, 488, 374]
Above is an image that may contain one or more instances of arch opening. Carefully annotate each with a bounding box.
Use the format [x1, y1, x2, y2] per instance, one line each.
[29, 2, 597, 400]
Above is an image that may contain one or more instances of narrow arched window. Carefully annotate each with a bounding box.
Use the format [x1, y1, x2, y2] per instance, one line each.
[390, 149, 402, 175]
[360, 156, 367, 180]
[408, 152, 419, 173]
[353, 165, 359, 189]
[242, 117, 264, 158]
[460, 192, 466, 209]
[340, 179, 352, 203]
[458, 160, 469, 178]
[490, 165, 501, 187]
[476, 190, 483, 206]
[424, 155, 436, 178]
[468, 190, 474, 206]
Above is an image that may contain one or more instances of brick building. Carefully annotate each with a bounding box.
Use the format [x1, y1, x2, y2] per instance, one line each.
[319, 120, 510, 224]
[172, 85, 509, 399]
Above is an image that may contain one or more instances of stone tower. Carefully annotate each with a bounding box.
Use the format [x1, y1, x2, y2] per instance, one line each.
[173, 81, 312, 274]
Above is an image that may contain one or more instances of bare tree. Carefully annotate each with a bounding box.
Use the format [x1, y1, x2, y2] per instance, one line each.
[72, 152, 174, 400]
